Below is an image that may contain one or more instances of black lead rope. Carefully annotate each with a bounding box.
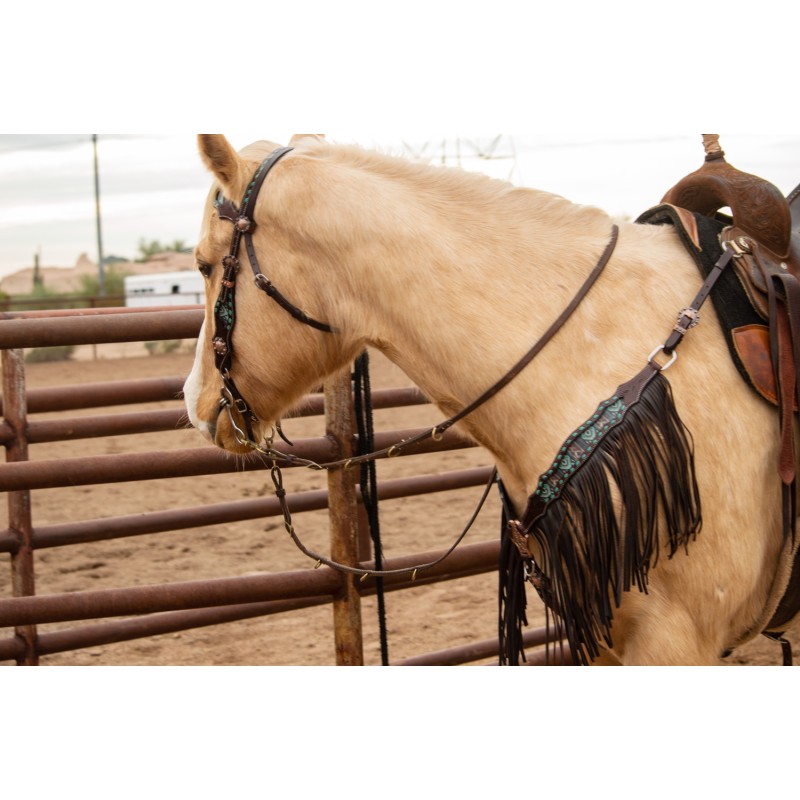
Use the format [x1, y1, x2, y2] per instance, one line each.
[353, 351, 389, 665]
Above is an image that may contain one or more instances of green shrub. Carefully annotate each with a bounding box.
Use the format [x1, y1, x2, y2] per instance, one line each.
[144, 339, 183, 356]
[25, 345, 76, 363]
[77, 265, 130, 302]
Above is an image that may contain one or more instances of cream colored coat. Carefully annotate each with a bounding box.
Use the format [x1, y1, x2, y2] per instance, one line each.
[184, 134, 796, 665]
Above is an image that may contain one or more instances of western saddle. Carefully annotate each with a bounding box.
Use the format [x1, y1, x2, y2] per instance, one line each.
[659, 134, 800, 655]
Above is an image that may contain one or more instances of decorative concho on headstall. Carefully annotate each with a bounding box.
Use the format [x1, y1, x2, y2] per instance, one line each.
[209, 146, 336, 445]
[499, 242, 736, 667]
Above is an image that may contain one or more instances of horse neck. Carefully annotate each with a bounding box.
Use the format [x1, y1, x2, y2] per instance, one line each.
[281, 152, 616, 491]
[364, 229, 611, 489]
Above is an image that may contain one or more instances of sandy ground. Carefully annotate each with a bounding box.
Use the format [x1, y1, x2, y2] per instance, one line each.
[1, 344, 792, 666]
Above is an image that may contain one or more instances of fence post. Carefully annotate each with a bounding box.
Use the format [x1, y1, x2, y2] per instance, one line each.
[2, 348, 38, 665]
[324, 365, 364, 665]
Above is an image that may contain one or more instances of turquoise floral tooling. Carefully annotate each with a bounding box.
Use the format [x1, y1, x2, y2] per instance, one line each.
[534, 396, 627, 505]
[215, 295, 235, 331]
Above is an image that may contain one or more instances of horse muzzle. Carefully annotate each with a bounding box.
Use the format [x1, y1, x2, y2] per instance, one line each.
[184, 348, 253, 453]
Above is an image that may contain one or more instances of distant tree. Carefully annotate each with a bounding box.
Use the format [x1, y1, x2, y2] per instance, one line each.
[78, 265, 130, 299]
[136, 238, 188, 261]
[25, 345, 76, 363]
[16, 282, 62, 303]
[2, 281, 75, 312]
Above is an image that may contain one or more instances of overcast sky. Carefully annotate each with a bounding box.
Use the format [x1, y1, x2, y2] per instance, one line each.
[4, 0, 799, 782]
[2, 132, 798, 281]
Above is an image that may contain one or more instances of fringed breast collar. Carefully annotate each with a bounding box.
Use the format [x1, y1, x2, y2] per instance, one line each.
[499, 238, 736, 666]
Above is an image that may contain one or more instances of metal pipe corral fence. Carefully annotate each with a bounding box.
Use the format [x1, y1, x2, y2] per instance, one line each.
[1, 305, 556, 666]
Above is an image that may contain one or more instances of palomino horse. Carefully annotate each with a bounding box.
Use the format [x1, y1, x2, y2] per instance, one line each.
[184, 134, 796, 665]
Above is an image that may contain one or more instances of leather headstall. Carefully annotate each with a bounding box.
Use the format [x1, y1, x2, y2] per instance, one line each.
[210, 146, 335, 444]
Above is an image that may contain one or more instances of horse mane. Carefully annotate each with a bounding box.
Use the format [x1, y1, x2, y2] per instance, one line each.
[263, 139, 612, 241]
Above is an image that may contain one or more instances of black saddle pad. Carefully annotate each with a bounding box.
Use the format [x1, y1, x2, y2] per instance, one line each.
[635, 205, 765, 402]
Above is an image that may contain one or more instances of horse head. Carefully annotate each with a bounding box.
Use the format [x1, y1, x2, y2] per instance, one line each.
[183, 134, 364, 453]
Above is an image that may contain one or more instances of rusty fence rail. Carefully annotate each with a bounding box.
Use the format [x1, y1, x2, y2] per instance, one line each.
[0, 305, 558, 666]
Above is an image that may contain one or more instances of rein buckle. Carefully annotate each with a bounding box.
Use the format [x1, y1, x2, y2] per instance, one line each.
[253, 273, 274, 294]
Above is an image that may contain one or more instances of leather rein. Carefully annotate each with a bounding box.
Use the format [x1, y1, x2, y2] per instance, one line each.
[209, 145, 620, 579]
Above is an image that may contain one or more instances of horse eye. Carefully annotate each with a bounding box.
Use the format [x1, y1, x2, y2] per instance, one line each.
[197, 261, 213, 278]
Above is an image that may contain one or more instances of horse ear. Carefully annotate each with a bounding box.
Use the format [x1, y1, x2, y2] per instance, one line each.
[197, 134, 247, 197]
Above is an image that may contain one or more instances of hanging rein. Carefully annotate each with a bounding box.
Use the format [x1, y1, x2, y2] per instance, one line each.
[209, 145, 621, 580]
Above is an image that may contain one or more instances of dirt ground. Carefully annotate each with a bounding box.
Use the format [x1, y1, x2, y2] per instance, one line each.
[1, 343, 791, 666]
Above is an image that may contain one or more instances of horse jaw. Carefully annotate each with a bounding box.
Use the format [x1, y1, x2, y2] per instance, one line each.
[184, 313, 363, 455]
[183, 320, 270, 455]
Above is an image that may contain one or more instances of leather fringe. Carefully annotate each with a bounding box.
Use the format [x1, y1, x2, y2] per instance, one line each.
[498, 480, 528, 664]
[500, 368, 702, 665]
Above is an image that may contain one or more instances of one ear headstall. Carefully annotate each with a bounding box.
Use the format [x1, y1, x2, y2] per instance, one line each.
[214, 194, 240, 223]
[210, 146, 337, 450]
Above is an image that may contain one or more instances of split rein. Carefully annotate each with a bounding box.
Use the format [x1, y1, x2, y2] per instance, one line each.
[210, 146, 620, 580]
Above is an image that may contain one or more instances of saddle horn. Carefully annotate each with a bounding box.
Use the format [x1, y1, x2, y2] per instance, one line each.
[662, 134, 792, 258]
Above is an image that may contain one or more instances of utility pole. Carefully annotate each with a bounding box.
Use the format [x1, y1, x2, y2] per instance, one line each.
[92, 134, 105, 296]
[32, 250, 42, 291]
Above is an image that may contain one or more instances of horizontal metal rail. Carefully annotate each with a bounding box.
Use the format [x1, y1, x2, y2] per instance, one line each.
[0, 466, 493, 553]
[0, 566, 344, 627]
[0, 616, 566, 666]
[0, 376, 187, 416]
[0, 534, 516, 665]
[0, 308, 204, 348]
[0, 596, 332, 662]
[1, 381, 426, 418]
[392, 626, 565, 666]
[0, 304, 198, 320]
[2, 304, 551, 666]
[0, 427, 474, 491]
[0, 408, 190, 446]
[0, 539, 500, 627]
[0, 386, 428, 444]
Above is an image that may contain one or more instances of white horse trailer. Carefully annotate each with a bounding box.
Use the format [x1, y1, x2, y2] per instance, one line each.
[124, 271, 204, 308]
